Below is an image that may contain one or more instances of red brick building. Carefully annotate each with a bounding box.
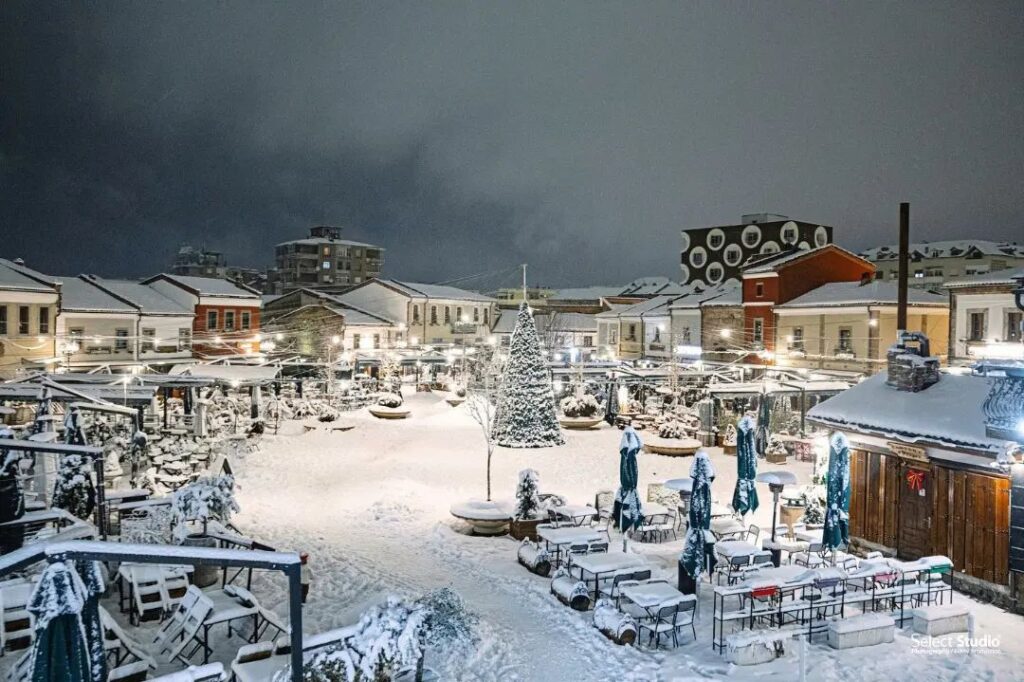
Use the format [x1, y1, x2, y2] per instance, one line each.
[142, 274, 262, 357]
[739, 245, 875, 361]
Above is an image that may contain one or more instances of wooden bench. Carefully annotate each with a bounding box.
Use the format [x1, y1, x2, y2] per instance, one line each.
[912, 604, 969, 636]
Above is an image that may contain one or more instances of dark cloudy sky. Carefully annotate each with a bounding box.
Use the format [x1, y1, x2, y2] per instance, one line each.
[2, 2, 1022, 289]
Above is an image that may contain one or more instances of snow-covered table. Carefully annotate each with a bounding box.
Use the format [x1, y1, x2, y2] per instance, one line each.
[537, 526, 602, 566]
[619, 581, 694, 618]
[570, 552, 647, 597]
[641, 501, 670, 517]
[711, 517, 746, 539]
[794, 528, 823, 543]
[449, 500, 512, 536]
[737, 564, 807, 586]
[715, 540, 759, 559]
[710, 503, 734, 519]
[551, 504, 597, 526]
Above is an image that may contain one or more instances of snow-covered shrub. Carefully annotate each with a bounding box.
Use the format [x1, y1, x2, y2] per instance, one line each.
[416, 587, 478, 649]
[377, 393, 404, 409]
[800, 490, 825, 525]
[171, 474, 240, 540]
[121, 504, 174, 545]
[657, 420, 686, 440]
[559, 394, 600, 419]
[514, 469, 541, 520]
[454, 387, 467, 398]
[722, 423, 738, 447]
[766, 435, 788, 456]
[52, 454, 96, 520]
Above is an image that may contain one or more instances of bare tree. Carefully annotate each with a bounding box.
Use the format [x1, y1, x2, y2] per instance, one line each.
[466, 345, 504, 501]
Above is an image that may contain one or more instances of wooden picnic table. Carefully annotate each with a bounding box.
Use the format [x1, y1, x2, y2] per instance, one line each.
[570, 552, 647, 597]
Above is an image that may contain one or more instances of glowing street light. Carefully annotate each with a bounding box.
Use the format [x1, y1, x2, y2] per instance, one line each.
[720, 329, 732, 338]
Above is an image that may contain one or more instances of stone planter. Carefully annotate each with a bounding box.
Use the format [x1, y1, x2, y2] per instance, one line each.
[766, 450, 788, 464]
[369, 406, 411, 419]
[558, 416, 603, 430]
[643, 436, 701, 457]
[450, 500, 511, 536]
[181, 534, 219, 587]
[510, 517, 544, 541]
[445, 397, 466, 407]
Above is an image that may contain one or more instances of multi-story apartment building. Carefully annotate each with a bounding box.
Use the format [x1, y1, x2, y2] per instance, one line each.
[142, 274, 262, 357]
[171, 245, 266, 291]
[268, 226, 384, 294]
[860, 240, 1024, 291]
[337, 279, 496, 347]
[0, 259, 60, 378]
[944, 267, 1024, 364]
[680, 214, 833, 287]
[774, 280, 949, 374]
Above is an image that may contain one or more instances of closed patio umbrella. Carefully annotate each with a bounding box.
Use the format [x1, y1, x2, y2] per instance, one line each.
[754, 391, 771, 459]
[27, 562, 93, 682]
[680, 450, 716, 581]
[731, 416, 759, 516]
[74, 561, 106, 682]
[823, 432, 851, 551]
[612, 427, 643, 535]
[0, 428, 24, 554]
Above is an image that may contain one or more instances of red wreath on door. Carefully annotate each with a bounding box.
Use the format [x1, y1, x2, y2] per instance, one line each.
[906, 470, 925, 491]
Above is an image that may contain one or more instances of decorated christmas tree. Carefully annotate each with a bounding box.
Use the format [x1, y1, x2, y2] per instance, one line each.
[52, 454, 95, 521]
[493, 302, 564, 448]
[514, 468, 541, 520]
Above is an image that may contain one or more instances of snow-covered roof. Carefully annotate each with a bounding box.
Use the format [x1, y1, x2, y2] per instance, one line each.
[742, 244, 867, 274]
[368, 279, 496, 303]
[169, 364, 280, 383]
[86, 277, 192, 315]
[145, 274, 260, 298]
[943, 267, 1024, 289]
[58, 277, 137, 313]
[0, 259, 60, 292]
[322, 305, 395, 327]
[861, 240, 1024, 262]
[275, 236, 381, 249]
[594, 303, 642, 319]
[669, 282, 742, 310]
[261, 294, 282, 305]
[776, 281, 948, 309]
[806, 372, 1005, 454]
[548, 286, 623, 301]
[615, 295, 676, 318]
[543, 312, 598, 332]
[619, 277, 689, 296]
[697, 285, 742, 307]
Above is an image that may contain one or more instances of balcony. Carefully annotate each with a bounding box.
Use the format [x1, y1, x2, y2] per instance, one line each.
[983, 367, 1024, 442]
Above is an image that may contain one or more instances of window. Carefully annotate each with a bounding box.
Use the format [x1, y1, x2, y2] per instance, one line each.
[0, 306, 6, 335]
[456, 306, 463, 322]
[430, 306, 438, 325]
[69, 327, 84, 339]
[913, 270, 924, 279]
[707, 264, 723, 283]
[321, 261, 331, 270]
[753, 318, 764, 344]
[742, 225, 761, 247]
[609, 327, 618, 345]
[838, 327, 853, 352]
[691, 250, 705, 267]
[224, 311, 236, 331]
[473, 307, 479, 323]
[791, 327, 804, 350]
[724, 244, 743, 266]
[1007, 312, 1022, 342]
[412, 305, 420, 324]
[889, 271, 898, 280]
[583, 335, 593, 347]
[627, 324, 637, 341]
[322, 247, 331, 256]
[373, 334, 380, 349]
[968, 311, 986, 341]
[178, 328, 192, 350]
[241, 311, 251, 330]
[755, 282, 764, 298]
[782, 225, 797, 244]
[708, 232, 724, 249]
[141, 328, 156, 352]
[653, 327, 661, 342]
[353, 333, 361, 349]
[18, 306, 29, 335]
[924, 267, 943, 278]
[483, 309, 489, 326]
[115, 328, 129, 351]
[207, 310, 218, 330]
[38, 307, 49, 334]
[444, 307, 451, 324]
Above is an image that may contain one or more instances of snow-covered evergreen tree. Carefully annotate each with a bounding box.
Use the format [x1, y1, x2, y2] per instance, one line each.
[514, 469, 541, 520]
[52, 455, 96, 521]
[492, 302, 563, 448]
[171, 474, 239, 540]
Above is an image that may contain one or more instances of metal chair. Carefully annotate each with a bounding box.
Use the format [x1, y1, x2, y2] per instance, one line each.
[637, 600, 697, 648]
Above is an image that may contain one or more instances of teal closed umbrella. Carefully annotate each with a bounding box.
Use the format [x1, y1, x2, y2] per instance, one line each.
[74, 561, 107, 682]
[731, 416, 759, 516]
[613, 427, 643, 533]
[27, 562, 93, 682]
[823, 433, 851, 551]
[754, 393, 771, 458]
[680, 451, 716, 579]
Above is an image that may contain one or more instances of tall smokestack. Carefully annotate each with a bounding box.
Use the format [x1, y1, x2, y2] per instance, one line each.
[897, 202, 909, 331]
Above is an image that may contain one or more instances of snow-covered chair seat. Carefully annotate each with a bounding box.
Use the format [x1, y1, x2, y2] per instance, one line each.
[108, 660, 150, 682]
[0, 578, 34, 652]
[827, 614, 895, 650]
[100, 605, 157, 670]
[149, 663, 225, 681]
[231, 626, 357, 682]
[912, 604, 969, 636]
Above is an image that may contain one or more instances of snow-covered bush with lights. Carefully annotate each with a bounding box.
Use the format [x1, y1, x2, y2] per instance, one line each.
[52, 454, 96, 521]
[766, 435, 789, 457]
[800, 489, 826, 525]
[514, 468, 541, 520]
[377, 393, 404, 409]
[492, 302, 564, 448]
[722, 423, 738, 447]
[171, 474, 239, 540]
[657, 420, 686, 440]
[560, 394, 600, 418]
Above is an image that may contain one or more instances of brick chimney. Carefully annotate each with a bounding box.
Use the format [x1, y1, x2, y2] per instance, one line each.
[886, 331, 940, 392]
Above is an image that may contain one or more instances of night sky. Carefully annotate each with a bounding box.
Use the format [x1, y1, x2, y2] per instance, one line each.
[2, 2, 1021, 289]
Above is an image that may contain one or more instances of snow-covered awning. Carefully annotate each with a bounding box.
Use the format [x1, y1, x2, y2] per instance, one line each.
[168, 364, 280, 385]
[705, 380, 851, 398]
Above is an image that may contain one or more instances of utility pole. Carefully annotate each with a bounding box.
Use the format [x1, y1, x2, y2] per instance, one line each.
[897, 202, 910, 332]
[521, 263, 528, 303]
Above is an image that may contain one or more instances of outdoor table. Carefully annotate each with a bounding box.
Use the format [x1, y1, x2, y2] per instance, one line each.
[763, 538, 810, 566]
[0, 508, 76, 535]
[794, 528, 823, 543]
[715, 540, 759, 559]
[738, 563, 807, 586]
[711, 517, 745, 539]
[570, 552, 647, 598]
[552, 504, 598, 526]
[642, 501, 670, 517]
[710, 503, 733, 519]
[663, 478, 692, 494]
[194, 589, 261, 663]
[536, 526, 602, 566]
[619, 581, 695, 620]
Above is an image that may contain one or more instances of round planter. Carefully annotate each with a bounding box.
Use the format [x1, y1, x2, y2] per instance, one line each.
[450, 500, 511, 536]
[643, 436, 701, 457]
[369, 406, 411, 419]
[510, 517, 544, 541]
[722, 444, 737, 455]
[181, 534, 219, 587]
[779, 504, 804, 538]
[558, 416, 603, 430]
[446, 397, 466, 407]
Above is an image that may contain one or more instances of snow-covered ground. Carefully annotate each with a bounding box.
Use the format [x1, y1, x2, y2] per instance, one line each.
[231, 389, 1024, 681]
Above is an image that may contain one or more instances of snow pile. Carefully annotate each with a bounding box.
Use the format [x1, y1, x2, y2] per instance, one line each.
[377, 393, 404, 409]
[657, 420, 686, 440]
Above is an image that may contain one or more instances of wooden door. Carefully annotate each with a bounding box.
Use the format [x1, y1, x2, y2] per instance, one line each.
[898, 463, 931, 560]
